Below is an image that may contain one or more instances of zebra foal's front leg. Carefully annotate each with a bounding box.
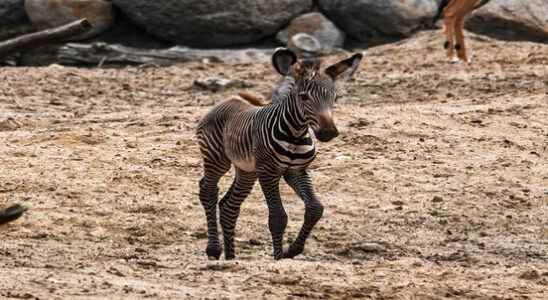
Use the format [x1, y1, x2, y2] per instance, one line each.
[258, 172, 288, 260]
[219, 168, 256, 260]
[283, 169, 324, 258]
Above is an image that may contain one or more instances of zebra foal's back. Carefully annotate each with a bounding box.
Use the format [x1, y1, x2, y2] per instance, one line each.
[197, 95, 258, 172]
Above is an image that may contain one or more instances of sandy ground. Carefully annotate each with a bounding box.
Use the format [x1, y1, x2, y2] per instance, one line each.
[0, 31, 547, 299]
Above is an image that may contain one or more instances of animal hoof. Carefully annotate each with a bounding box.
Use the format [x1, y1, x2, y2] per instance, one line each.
[225, 253, 235, 260]
[450, 57, 461, 64]
[206, 245, 222, 260]
[282, 245, 304, 259]
[282, 252, 297, 259]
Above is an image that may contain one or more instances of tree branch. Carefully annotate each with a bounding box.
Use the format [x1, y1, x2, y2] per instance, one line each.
[0, 19, 92, 58]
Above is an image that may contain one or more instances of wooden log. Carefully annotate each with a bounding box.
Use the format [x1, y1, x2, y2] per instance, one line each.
[0, 19, 92, 58]
[57, 43, 276, 66]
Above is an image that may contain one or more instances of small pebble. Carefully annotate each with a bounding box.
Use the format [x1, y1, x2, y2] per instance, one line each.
[519, 269, 540, 280]
[352, 242, 386, 253]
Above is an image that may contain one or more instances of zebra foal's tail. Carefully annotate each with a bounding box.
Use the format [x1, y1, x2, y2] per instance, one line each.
[237, 92, 267, 106]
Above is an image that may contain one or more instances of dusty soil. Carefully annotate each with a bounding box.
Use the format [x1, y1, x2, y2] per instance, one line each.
[1, 31, 547, 299]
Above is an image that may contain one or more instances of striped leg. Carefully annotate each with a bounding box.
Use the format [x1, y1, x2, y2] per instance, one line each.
[258, 172, 287, 260]
[219, 168, 257, 260]
[282, 169, 324, 258]
[199, 161, 231, 260]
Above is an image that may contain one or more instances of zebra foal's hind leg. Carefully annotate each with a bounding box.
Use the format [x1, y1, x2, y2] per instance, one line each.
[282, 169, 324, 259]
[199, 158, 231, 260]
[219, 168, 256, 260]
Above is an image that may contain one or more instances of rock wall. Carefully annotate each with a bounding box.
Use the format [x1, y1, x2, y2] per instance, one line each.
[318, 0, 439, 44]
[468, 0, 548, 42]
[2, 0, 546, 66]
[111, 0, 313, 47]
[0, 0, 27, 26]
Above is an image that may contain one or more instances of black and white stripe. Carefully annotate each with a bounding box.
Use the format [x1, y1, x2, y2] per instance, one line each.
[196, 49, 363, 260]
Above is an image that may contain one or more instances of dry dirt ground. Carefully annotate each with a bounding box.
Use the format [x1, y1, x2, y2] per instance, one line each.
[0, 31, 547, 299]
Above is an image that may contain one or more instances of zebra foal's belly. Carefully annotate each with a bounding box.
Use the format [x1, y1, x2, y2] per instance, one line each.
[230, 142, 316, 172]
[233, 157, 256, 172]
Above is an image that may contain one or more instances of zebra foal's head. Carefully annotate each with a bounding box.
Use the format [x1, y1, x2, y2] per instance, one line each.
[272, 48, 363, 142]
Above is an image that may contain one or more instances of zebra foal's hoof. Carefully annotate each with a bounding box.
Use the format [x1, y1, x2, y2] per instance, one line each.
[282, 245, 304, 259]
[207, 254, 221, 261]
[273, 253, 284, 261]
[206, 245, 222, 260]
[282, 252, 298, 259]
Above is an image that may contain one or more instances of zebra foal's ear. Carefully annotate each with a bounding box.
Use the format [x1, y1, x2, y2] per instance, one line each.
[272, 48, 297, 76]
[325, 53, 363, 81]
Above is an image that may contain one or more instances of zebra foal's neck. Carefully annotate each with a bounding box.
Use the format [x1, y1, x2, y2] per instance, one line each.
[269, 88, 308, 140]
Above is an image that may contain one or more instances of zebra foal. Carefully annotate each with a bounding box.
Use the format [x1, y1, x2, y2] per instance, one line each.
[196, 48, 363, 260]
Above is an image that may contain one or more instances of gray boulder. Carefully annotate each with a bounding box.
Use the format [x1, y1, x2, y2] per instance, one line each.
[25, 0, 115, 40]
[0, 0, 27, 25]
[467, 0, 548, 42]
[318, 0, 438, 44]
[289, 33, 322, 55]
[111, 0, 313, 47]
[277, 12, 345, 54]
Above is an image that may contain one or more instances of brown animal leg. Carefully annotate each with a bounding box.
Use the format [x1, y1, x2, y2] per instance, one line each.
[443, 16, 457, 62]
[454, 16, 469, 63]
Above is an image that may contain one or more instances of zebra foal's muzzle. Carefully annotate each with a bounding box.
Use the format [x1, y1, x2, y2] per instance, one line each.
[314, 110, 339, 142]
[315, 127, 339, 142]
